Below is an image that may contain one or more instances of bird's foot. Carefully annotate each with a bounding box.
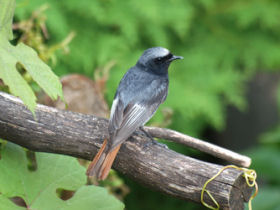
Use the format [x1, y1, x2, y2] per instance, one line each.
[138, 126, 168, 149]
[143, 139, 168, 149]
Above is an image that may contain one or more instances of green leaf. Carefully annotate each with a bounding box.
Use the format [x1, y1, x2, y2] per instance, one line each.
[11, 43, 64, 100]
[0, 195, 25, 210]
[0, 0, 14, 40]
[0, 51, 37, 112]
[247, 147, 280, 184]
[63, 186, 124, 210]
[0, 0, 64, 114]
[248, 187, 280, 210]
[0, 143, 124, 210]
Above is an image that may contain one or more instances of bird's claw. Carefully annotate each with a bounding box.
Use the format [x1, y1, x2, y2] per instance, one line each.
[143, 139, 168, 150]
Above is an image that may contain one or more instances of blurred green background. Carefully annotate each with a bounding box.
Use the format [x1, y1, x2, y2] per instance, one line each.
[14, 0, 280, 209]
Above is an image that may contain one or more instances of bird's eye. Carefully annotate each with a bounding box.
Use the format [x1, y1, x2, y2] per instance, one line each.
[155, 57, 163, 62]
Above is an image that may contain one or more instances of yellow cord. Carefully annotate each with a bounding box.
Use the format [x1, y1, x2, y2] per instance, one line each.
[201, 165, 258, 210]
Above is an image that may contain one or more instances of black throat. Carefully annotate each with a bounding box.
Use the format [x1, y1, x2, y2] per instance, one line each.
[136, 62, 170, 76]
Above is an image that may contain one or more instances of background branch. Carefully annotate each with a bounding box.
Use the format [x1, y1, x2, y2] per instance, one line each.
[144, 127, 251, 167]
[0, 91, 253, 210]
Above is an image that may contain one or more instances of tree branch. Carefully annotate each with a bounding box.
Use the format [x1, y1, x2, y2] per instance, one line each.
[0, 91, 253, 210]
[144, 127, 251, 167]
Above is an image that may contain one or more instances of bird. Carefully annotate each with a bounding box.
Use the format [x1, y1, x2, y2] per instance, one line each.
[86, 47, 183, 180]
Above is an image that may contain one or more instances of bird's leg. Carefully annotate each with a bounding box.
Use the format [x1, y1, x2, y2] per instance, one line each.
[139, 126, 156, 141]
[139, 126, 168, 149]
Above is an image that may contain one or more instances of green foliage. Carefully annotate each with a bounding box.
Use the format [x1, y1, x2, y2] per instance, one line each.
[248, 82, 280, 209]
[15, 0, 280, 134]
[246, 142, 280, 209]
[249, 147, 280, 185]
[0, 195, 25, 210]
[1, 2, 125, 210]
[259, 126, 280, 146]
[0, 0, 63, 114]
[248, 188, 280, 210]
[12, 1, 280, 209]
[0, 142, 124, 210]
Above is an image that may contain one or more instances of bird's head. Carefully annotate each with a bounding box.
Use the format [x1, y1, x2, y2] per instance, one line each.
[137, 47, 183, 75]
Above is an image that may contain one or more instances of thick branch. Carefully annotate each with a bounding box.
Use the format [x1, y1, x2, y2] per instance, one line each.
[0, 91, 253, 210]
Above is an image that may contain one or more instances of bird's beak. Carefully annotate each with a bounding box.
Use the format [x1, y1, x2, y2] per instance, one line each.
[169, 55, 184, 62]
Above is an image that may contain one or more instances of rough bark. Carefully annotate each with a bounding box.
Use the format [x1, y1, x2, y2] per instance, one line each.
[0, 91, 253, 209]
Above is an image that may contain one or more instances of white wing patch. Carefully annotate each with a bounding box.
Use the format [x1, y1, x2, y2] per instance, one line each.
[121, 103, 147, 128]
[108, 78, 168, 149]
[110, 97, 119, 119]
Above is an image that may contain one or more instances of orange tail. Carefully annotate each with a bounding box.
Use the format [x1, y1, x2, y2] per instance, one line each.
[86, 139, 121, 180]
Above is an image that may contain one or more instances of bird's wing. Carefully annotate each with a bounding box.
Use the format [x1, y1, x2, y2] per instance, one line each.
[108, 79, 168, 150]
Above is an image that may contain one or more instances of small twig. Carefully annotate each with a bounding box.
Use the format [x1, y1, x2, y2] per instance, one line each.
[144, 126, 251, 168]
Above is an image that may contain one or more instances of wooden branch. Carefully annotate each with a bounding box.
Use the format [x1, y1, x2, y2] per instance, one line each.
[0, 91, 253, 210]
[144, 127, 251, 167]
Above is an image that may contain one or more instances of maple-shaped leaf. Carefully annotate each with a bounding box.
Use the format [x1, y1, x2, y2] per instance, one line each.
[0, 195, 25, 210]
[0, 0, 64, 114]
[0, 143, 124, 210]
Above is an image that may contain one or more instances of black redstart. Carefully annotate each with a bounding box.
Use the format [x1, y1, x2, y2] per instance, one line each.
[86, 47, 183, 180]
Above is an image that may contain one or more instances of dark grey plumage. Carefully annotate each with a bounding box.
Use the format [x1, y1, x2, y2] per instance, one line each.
[108, 47, 183, 150]
[86, 46, 183, 179]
